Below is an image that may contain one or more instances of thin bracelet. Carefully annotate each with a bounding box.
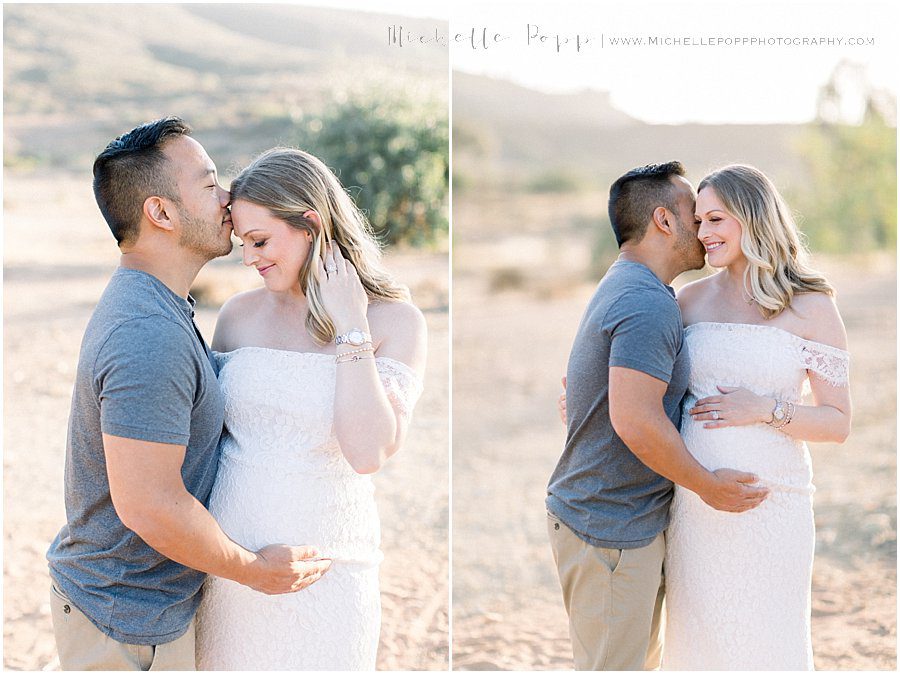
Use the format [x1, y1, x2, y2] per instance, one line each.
[336, 354, 375, 364]
[335, 345, 373, 361]
[783, 401, 796, 427]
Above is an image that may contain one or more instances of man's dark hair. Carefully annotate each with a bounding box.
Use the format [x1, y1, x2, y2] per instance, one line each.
[608, 161, 687, 247]
[92, 117, 192, 246]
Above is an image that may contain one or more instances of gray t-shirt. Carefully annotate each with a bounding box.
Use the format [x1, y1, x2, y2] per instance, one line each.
[47, 268, 225, 645]
[546, 260, 689, 548]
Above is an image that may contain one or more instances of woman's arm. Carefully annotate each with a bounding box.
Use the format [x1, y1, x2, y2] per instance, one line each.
[690, 381, 850, 443]
[321, 244, 426, 474]
[334, 301, 426, 473]
[779, 372, 851, 442]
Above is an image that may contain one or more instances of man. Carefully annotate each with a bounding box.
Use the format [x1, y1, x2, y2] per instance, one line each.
[546, 162, 769, 671]
[46, 118, 331, 670]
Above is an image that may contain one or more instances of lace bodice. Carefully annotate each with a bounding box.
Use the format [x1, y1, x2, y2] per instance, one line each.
[684, 321, 849, 404]
[215, 347, 423, 472]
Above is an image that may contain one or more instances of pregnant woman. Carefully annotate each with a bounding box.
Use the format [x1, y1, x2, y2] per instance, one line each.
[662, 164, 852, 670]
[195, 148, 426, 670]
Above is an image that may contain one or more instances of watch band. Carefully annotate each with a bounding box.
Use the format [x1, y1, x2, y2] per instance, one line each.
[335, 329, 372, 346]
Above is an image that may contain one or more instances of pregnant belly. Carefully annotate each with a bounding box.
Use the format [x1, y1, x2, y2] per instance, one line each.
[208, 454, 382, 565]
[680, 417, 814, 493]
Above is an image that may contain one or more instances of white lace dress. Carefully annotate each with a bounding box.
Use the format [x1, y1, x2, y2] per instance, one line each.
[195, 348, 423, 671]
[662, 322, 850, 671]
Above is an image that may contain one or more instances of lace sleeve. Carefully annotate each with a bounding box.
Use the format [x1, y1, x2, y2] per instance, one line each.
[376, 357, 424, 420]
[800, 342, 850, 387]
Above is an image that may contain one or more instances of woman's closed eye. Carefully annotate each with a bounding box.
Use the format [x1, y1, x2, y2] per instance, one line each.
[238, 240, 268, 248]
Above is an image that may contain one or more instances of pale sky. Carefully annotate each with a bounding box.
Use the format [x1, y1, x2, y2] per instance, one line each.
[450, 0, 898, 124]
[307, 0, 897, 125]
[300, 0, 447, 21]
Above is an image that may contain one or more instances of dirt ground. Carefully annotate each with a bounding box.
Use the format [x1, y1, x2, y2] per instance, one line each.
[451, 191, 896, 670]
[2, 173, 449, 670]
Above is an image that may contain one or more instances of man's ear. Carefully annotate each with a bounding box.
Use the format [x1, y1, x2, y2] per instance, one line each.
[143, 196, 176, 232]
[651, 206, 673, 235]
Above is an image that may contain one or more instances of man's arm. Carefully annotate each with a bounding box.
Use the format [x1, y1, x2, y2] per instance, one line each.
[608, 367, 769, 512]
[104, 434, 331, 594]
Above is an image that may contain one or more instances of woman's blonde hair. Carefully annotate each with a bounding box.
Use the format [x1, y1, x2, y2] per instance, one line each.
[230, 147, 410, 344]
[698, 164, 833, 319]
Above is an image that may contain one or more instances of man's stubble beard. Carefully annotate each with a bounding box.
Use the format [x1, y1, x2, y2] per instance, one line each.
[177, 205, 233, 261]
[674, 216, 707, 273]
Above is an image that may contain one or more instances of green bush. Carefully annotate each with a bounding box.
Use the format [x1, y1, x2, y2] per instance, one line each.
[794, 62, 897, 253]
[294, 92, 448, 247]
[795, 117, 896, 253]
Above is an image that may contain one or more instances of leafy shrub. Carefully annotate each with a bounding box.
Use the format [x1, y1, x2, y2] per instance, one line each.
[295, 92, 448, 247]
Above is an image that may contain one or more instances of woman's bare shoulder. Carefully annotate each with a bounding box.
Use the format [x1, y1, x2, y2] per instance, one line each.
[368, 300, 425, 336]
[368, 300, 427, 374]
[790, 291, 848, 350]
[213, 287, 267, 351]
[676, 272, 718, 321]
[217, 287, 269, 325]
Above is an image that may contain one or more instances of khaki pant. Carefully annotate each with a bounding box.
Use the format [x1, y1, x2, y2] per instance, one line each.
[547, 512, 665, 671]
[49, 583, 196, 671]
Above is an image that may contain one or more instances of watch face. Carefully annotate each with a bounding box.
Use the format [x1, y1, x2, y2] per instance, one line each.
[349, 329, 365, 346]
[773, 405, 786, 421]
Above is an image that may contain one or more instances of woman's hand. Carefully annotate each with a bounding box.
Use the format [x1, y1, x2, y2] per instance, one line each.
[558, 376, 567, 426]
[316, 242, 369, 334]
[689, 386, 774, 429]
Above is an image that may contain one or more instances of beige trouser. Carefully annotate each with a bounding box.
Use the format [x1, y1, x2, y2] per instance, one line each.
[49, 582, 196, 671]
[547, 512, 665, 671]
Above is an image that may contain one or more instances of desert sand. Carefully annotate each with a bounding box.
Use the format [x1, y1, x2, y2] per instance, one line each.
[3, 173, 449, 670]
